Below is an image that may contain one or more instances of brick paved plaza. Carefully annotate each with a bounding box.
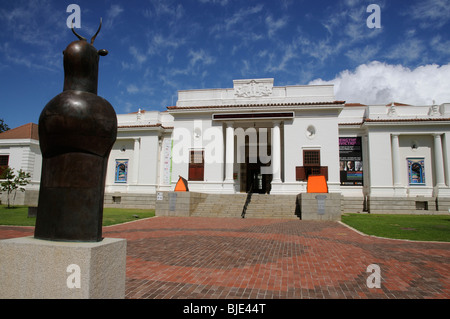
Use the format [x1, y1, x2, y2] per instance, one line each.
[1, 216, 449, 299]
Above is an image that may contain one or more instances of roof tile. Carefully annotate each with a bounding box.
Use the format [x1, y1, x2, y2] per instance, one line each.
[0, 123, 39, 140]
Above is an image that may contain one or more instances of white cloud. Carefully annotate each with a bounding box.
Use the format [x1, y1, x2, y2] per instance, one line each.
[265, 42, 297, 72]
[129, 46, 147, 65]
[0, 1, 64, 48]
[384, 37, 425, 64]
[198, 0, 229, 6]
[265, 15, 287, 38]
[188, 49, 216, 66]
[211, 4, 263, 34]
[430, 35, 450, 57]
[126, 84, 139, 94]
[148, 0, 184, 20]
[105, 5, 124, 29]
[408, 0, 450, 29]
[147, 33, 186, 55]
[345, 45, 380, 64]
[309, 61, 450, 105]
[226, 5, 263, 30]
[107, 5, 124, 19]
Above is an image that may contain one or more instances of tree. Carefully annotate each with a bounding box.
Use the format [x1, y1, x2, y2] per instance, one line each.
[0, 118, 10, 133]
[0, 167, 31, 208]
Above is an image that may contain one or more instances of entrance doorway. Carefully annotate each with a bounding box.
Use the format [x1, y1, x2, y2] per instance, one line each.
[245, 163, 272, 193]
[238, 136, 272, 194]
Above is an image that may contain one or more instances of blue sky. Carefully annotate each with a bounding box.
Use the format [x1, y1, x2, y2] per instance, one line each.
[1, 0, 450, 129]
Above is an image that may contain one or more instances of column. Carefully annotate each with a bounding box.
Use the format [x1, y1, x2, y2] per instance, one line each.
[225, 122, 234, 182]
[433, 133, 446, 187]
[132, 138, 140, 185]
[272, 121, 282, 183]
[444, 133, 450, 189]
[391, 134, 401, 187]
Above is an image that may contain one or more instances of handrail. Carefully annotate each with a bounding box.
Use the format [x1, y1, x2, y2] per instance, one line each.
[241, 182, 254, 218]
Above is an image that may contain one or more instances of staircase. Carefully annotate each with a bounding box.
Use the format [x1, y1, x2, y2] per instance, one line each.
[190, 193, 247, 218]
[242, 193, 299, 219]
[191, 193, 299, 219]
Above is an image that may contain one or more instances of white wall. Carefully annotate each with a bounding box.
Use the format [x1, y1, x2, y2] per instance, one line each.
[283, 110, 341, 193]
[366, 130, 394, 196]
[138, 134, 160, 191]
[106, 138, 135, 192]
[0, 140, 41, 184]
[170, 113, 225, 192]
[366, 124, 450, 197]
[105, 131, 161, 193]
[399, 135, 433, 196]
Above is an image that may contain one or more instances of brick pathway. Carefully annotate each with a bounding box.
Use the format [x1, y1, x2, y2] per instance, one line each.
[1, 217, 449, 299]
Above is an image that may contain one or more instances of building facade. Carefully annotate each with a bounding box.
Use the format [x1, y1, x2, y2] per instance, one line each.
[2, 78, 450, 213]
[0, 123, 41, 206]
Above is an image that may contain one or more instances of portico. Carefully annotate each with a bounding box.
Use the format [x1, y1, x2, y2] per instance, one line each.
[167, 78, 344, 195]
[218, 115, 288, 194]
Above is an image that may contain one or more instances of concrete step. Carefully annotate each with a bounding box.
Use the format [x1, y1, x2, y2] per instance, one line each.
[190, 193, 299, 219]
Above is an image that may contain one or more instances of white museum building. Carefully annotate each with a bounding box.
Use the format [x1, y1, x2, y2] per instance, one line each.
[1, 78, 450, 214]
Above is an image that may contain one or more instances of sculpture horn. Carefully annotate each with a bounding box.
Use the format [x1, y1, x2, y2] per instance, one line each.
[71, 21, 87, 41]
[91, 18, 102, 45]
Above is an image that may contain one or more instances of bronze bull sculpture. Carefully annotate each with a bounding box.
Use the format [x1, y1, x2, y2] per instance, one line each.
[34, 20, 117, 242]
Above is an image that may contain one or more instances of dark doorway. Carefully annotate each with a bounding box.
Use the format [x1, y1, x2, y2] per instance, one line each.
[237, 127, 273, 194]
[246, 163, 272, 194]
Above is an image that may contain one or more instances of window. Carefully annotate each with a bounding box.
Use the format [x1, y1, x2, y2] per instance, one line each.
[296, 150, 328, 181]
[189, 150, 204, 181]
[303, 150, 320, 166]
[115, 159, 128, 183]
[407, 158, 425, 185]
[0, 155, 9, 177]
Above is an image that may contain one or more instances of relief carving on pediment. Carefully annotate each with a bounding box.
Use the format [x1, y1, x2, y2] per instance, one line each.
[234, 79, 273, 98]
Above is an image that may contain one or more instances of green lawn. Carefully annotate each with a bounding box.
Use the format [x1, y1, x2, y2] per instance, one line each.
[0, 205, 155, 227]
[101, 208, 155, 226]
[341, 213, 450, 242]
[2, 206, 449, 242]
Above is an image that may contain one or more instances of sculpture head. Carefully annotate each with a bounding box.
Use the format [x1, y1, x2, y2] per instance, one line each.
[63, 19, 108, 94]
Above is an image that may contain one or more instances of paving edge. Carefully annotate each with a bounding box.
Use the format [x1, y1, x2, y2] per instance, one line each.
[338, 221, 450, 244]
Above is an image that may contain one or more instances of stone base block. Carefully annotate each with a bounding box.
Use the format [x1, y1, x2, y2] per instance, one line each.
[298, 193, 342, 221]
[155, 191, 208, 217]
[0, 236, 126, 299]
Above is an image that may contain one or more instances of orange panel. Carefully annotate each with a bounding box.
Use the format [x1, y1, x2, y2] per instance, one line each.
[174, 176, 189, 192]
[307, 175, 328, 193]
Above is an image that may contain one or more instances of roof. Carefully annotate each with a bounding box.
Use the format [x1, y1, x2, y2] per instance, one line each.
[167, 101, 346, 110]
[344, 103, 367, 107]
[364, 118, 450, 123]
[386, 102, 411, 106]
[118, 123, 174, 130]
[0, 123, 39, 140]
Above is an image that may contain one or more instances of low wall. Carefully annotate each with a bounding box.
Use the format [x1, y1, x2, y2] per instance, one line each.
[340, 196, 365, 213]
[0, 190, 39, 207]
[5, 190, 448, 217]
[104, 193, 156, 209]
[367, 196, 450, 214]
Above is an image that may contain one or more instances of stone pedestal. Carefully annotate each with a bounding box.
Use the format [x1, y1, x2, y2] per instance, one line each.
[297, 193, 341, 221]
[0, 236, 126, 299]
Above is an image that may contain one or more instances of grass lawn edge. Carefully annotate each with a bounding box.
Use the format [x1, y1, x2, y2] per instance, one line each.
[338, 220, 450, 244]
